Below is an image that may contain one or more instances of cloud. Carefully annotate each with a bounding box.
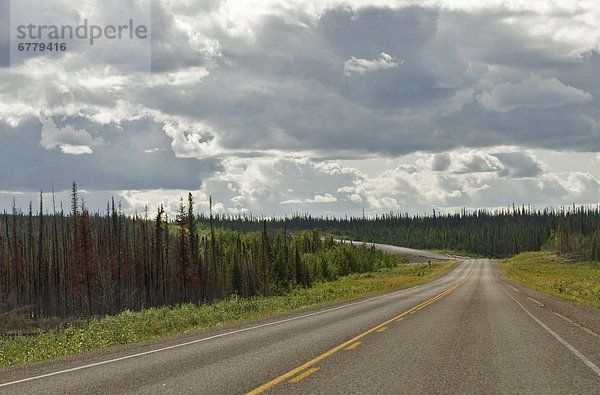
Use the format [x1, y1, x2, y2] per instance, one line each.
[563, 172, 600, 198]
[325, 148, 600, 215]
[430, 153, 451, 171]
[150, 0, 220, 73]
[306, 193, 338, 203]
[281, 194, 337, 204]
[119, 189, 215, 218]
[40, 115, 103, 154]
[4, 4, 600, 159]
[280, 198, 303, 205]
[10, 0, 152, 72]
[344, 52, 402, 76]
[492, 151, 544, 178]
[162, 121, 221, 158]
[2, 145, 599, 218]
[448, 151, 503, 174]
[146, 67, 210, 87]
[2, 1, 600, 217]
[0, 117, 220, 193]
[197, 156, 360, 215]
[477, 75, 593, 112]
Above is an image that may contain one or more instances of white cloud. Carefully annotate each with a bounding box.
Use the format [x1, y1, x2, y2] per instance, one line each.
[198, 156, 359, 215]
[119, 189, 217, 218]
[321, 148, 600, 215]
[306, 193, 337, 203]
[280, 198, 303, 204]
[162, 121, 221, 158]
[39, 115, 102, 155]
[344, 52, 401, 76]
[349, 193, 363, 203]
[563, 172, 600, 197]
[4, 147, 598, 218]
[281, 194, 338, 204]
[446, 151, 503, 174]
[337, 186, 355, 193]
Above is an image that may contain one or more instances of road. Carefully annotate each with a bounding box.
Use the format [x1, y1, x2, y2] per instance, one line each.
[1, 256, 600, 393]
[336, 240, 457, 262]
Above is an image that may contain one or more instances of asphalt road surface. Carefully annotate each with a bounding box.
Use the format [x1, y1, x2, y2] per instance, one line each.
[335, 240, 457, 262]
[1, 255, 599, 394]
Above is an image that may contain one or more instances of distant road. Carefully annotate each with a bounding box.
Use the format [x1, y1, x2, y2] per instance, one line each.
[2, 249, 599, 393]
[336, 239, 458, 261]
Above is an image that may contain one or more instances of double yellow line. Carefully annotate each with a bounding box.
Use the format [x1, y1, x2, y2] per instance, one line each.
[247, 261, 477, 394]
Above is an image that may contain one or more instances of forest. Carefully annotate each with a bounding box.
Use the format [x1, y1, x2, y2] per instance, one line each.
[0, 184, 400, 321]
[200, 204, 600, 260]
[1, 184, 599, 323]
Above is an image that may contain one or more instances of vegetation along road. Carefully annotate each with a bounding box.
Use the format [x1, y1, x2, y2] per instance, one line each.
[1, 247, 599, 393]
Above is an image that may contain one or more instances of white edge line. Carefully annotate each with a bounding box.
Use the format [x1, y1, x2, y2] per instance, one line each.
[554, 312, 600, 339]
[503, 288, 600, 378]
[527, 296, 544, 307]
[1, 261, 468, 387]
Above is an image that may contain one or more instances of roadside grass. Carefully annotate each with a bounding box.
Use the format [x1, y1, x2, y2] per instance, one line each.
[0, 261, 453, 368]
[501, 251, 600, 309]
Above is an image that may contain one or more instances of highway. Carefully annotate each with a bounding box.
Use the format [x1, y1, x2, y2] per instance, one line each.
[1, 256, 600, 393]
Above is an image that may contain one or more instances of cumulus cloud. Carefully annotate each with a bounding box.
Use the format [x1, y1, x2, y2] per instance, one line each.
[563, 172, 600, 197]
[427, 150, 541, 177]
[197, 157, 359, 215]
[343, 52, 402, 76]
[40, 115, 103, 154]
[431, 153, 451, 171]
[3, 146, 599, 218]
[162, 121, 221, 158]
[119, 189, 215, 218]
[279, 148, 600, 216]
[492, 151, 544, 178]
[448, 151, 503, 174]
[281, 194, 337, 204]
[307, 193, 338, 203]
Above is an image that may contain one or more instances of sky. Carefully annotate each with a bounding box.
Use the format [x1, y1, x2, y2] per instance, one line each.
[1, 0, 599, 218]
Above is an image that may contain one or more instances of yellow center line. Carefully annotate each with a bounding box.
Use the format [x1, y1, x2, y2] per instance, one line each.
[376, 327, 387, 333]
[395, 318, 404, 322]
[246, 262, 477, 394]
[288, 367, 320, 383]
[344, 342, 362, 350]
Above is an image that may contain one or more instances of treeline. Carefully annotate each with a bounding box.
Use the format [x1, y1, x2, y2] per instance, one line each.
[4, 186, 599, 322]
[197, 205, 600, 259]
[0, 185, 398, 320]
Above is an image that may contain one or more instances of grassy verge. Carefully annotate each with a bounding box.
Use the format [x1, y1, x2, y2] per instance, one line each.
[0, 261, 453, 368]
[501, 251, 600, 309]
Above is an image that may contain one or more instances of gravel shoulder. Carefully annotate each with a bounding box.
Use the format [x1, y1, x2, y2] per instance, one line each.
[493, 261, 600, 337]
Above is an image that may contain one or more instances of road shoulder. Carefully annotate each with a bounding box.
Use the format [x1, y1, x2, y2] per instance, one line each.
[492, 261, 600, 344]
